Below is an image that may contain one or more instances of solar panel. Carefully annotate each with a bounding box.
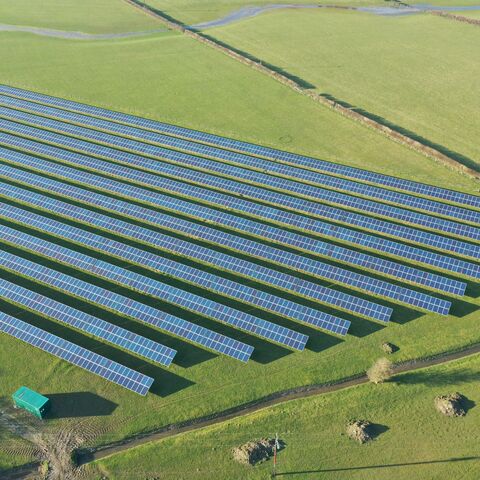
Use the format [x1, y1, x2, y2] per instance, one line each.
[0, 144, 477, 281]
[1, 129, 478, 261]
[0, 166, 391, 323]
[1, 109, 478, 241]
[0, 161, 455, 315]
[0, 250, 254, 362]
[1, 84, 478, 209]
[0, 277, 177, 366]
[0, 222, 310, 350]
[2, 95, 478, 225]
[0, 155, 463, 314]
[0, 311, 154, 395]
[0, 132, 470, 293]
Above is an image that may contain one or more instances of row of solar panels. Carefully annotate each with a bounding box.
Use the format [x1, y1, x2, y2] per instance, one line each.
[0, 87, 478, 396]
[1, 131, 478, 280]
[0, 106, 479, 245]
[0, 160, 456, 316]
[0, 83, 478, 209]
[0, 112, 479, 263]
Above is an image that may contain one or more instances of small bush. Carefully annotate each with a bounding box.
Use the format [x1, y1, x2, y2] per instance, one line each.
[367, 358, 393, 384]
[381, 342, 397, 354]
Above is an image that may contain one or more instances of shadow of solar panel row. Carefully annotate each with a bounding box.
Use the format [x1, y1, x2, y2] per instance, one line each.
[2, 95, 477, 225]
[1, 84, 478, 210]
[1, 146, 477, 281]
[1, 126, 477, 260]
[0, 250, 254, 362]
[0, 222, 309, 350]
[0, 181, 367, 328]
[0, 201, 351, 337]
[0, 277, 177, 366]
[0, 136, 468, 295]
[0, 168, 393, 323]
[1, 109, 478, 242]
[0, 163, 458, 314]
[0, 312, 154, 395]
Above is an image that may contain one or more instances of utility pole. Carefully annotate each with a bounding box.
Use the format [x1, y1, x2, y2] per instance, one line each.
[272, 433, 280, 478]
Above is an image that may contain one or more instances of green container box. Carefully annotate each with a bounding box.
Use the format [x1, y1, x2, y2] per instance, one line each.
[12, 386, 50, 419]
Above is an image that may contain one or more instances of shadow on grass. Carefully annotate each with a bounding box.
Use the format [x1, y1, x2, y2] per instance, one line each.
[368, 423, 389, 440]
[397, 369, 480, 388]
[45, 392, 118, 418]
[0, 297, 195, 398]
[276, 456, 480, 476]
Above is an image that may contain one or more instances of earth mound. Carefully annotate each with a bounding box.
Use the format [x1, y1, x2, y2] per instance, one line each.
[381, 342, 397, 354]
[232, 438, 283, 465]
[346, 420, 373, 444]
[434, 392, 466, 417]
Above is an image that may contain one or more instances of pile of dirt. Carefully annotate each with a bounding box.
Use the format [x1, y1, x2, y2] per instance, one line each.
[434, 393, 466, 417]
[346, 420, 372, 444]
[232, 438, 282, 466]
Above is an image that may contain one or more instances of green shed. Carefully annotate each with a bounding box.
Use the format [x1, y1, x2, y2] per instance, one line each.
[12, 387, 50, 419]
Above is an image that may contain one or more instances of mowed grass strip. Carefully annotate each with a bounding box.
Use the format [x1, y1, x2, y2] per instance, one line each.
[208, 9, 480, 169]
[93, 354, 480, 480]
[0, 0, 163, 33]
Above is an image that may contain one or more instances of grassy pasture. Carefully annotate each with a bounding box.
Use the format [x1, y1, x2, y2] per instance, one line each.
[0, 0, 161, 33]
[94, 354, 480, 479]
[0, 32, 477, 194]
[208, 9, 480, 170]
[145, 0, 385, 25]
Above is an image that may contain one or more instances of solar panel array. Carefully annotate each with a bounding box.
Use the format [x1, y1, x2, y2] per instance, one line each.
[0, 277, 177, 366]
[0, 221, 310, 350]
[0, 166, 392, 322]
[1, 108, 479, 242]
[1, 122, 478, 260]
[0, 312, 154, 395]
[0, 85, 478, 392]
[1, 95, 478, 225]
[1, 83, 478, 209]
[0, 162, 454, 316]
[0, 201, 350, 336]
[0, 250, 254, 363]
[0, 132, 477, 289]
[0, 135, 470, 294]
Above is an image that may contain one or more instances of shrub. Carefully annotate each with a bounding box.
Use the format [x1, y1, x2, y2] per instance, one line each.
[366, 358, 393, 384]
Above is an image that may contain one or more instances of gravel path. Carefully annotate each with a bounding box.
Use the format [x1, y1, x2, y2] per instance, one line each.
[74, 342, 480, 465]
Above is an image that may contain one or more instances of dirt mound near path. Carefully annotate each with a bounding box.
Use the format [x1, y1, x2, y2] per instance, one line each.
[346, 420, 373, 444]
[435, 393, 466, 417]
[233, 438, 284, 466]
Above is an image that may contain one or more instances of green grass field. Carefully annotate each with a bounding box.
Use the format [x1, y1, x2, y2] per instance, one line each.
[0, 31, 477, 193]
[93, 354, 480, 479]
[208, 9, 480, 170]
[0, 0, 162, 33]
[145, 0, 385, 25]
[0, 1, 479, 477]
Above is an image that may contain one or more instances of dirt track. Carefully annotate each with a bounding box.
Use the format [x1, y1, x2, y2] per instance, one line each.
[77, 342, 480, 465]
